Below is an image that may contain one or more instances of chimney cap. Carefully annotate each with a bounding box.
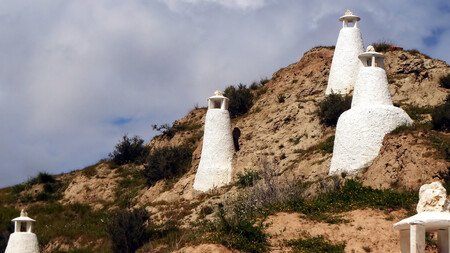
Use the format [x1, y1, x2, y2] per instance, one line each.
[339, 9, 360, 22]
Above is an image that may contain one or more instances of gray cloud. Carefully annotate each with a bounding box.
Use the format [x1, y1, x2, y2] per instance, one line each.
[0, 0, 449, 186]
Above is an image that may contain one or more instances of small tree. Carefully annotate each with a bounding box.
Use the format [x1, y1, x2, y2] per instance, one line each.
[143, 145, 193, 186]
[109, 135, 149, 166]
[108, 209, 149, 253]
[431, 95, 450, 131]
[224, 84, 253, 118]
[318, 93, 352, 127]
[439, 73, 450, 89]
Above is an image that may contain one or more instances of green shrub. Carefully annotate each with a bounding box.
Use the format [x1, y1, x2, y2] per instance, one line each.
[431, 95, 450, 131]
[439, 73, 450, 89]
[250, 78, 269, 90]
[318, 94, 352, 127]
[287, 235, 345, 253]
[28, 172, 56, 185]
[404, 106, 433, 121]
[28, 202, 109, 247]
[311, 45, 336, 50]
[372, 41, 394, 52]
[143, 145, 193, 186]
[317, 136, 335, 153]
[0, 206, 16, 252]
[288, 180, 417, 217]
[224, 84, 253, 118]
[213, 204, 268, 253]
[277, 94, 286, 103]
[23, 172, 65, 202]
[108, 209, 149, 253]
[199, 206, 214, 217]
[109, 135, 149, 166]
[236, 170, 261, 188]
[152, 122, 201, 138]
[428, 133, 450, 162]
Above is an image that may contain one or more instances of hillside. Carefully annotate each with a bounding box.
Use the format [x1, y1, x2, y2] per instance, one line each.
[0, 46, 449, 253]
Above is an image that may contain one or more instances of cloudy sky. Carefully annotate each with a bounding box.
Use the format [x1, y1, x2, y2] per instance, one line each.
[0, 0, 449, 187]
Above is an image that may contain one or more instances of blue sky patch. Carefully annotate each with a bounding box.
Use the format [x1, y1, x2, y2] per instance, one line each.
[111, 117, 133, 126]
[423, 27, 446, 47]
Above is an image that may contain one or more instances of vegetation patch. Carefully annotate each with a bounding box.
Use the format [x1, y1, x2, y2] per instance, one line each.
[143, 145, 193, 186]
[287, 235, 345, 253]
[250, 78, 270, 90]
[8, 172, 67, 203]
[137, 220, 191, 253]
[224, 84, 254, 118]
[439, 73, 450, 89]
[284, 180, 417, 221]
[0, 206, 16, 252]
[108, 208, 149, 253]
[28, 202, 110, 248]
[318, 93, 352, 127]
[372, 41, 394, 52]
[236, 170, 261, 188]
[152, 122, 202, 139]
[431, 95, 450, 131]
[317, 135, 335, 154]
[109, 135, 149, 166]
[115, 168, 147, 208]
[428, 133, 450, 162]
[207, 204, 268, 253]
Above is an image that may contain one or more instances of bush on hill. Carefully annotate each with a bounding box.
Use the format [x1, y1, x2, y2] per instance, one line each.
[109, 135, 149, 166]
[287, 235, 345, 253]
[28, 172, 56, 184]
[211, 204, 268, 253]
[143, 145, 193, 186]
[224, 84, 253, 118]
[108, 209, 149, 253]
[318, 93, 352, 127]
[439, 73, 450, 89]
[431, 95, 450, 132]
[372, 41, 394, 52]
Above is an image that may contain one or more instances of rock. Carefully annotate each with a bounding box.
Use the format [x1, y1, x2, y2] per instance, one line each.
[416, 181, 450, 213]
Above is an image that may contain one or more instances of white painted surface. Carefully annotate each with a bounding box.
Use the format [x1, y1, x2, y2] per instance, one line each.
[329, 47, 412, 175]
[193, 109, 234, 192]
[438, 228, 450, 253]
[394, 212, 450, 231]
[326, 27, 364, 95]
[410, 223, 425, 253]
[351, 67, 393, 107]
[5, 233, 39, 253]
[329, 105, 412, 175]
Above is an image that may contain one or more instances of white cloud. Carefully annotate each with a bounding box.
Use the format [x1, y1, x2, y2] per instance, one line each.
[0, 1, 449, 187]
[162, 0, 267, 11]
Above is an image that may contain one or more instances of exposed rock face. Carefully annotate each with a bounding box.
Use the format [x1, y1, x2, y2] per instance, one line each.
[361, 132, 449, 190]
[416, 181, 450, 213]
[385, 50, 449, 107]
[61, 163, 119, 209]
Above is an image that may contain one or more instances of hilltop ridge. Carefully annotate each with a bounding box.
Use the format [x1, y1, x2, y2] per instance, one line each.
[0, 45, 449, 252]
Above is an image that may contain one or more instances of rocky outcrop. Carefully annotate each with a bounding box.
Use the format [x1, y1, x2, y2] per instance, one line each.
[416, 181, 450, 213]
[61, 163, 119, 209]
[361, 132, 449, 190]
